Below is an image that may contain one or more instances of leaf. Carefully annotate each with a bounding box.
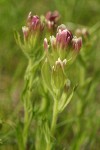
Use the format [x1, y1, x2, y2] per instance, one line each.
[14, 31, 29, 59]
[41, 59, 52, 91]
[58, 93, 67, 112]
[58, 85, 77, 113]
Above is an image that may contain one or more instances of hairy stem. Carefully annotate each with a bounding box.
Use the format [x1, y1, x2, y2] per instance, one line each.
[51, 98, 58, 134]
[23, 59, 34, 149]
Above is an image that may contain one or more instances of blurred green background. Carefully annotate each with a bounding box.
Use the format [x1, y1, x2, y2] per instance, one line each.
[0, 0, 100, 149]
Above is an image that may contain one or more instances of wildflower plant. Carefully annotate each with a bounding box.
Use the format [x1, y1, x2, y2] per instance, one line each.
[41, 24, 82, 149]
[15, 12, 46, 150]
[16, 11, 82, 150]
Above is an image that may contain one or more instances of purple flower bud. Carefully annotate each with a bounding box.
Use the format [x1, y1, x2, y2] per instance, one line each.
[31, 16, 40, 30]
[45, 11, 60, 22]
[56, 29, 73, 49]
[72, 37, 82, 51]
[45, 11, 60, 30]
[22, 26, 29, 39]
[27, 12, 43, 31]
[44, 38, 49, 51]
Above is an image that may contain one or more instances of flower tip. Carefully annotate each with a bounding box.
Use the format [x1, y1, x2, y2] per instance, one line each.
[72, 36, 82, 51]
[22, 26, 29, 38]
[44, 38, 49, 51]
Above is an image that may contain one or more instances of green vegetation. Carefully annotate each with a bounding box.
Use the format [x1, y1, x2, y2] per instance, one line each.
[0, 0, 100, 150]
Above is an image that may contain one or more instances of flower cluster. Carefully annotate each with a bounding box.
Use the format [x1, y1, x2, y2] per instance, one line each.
[17, 10, 84, 150]
[18, 11, 60, 59]
[22, 11, 60, 40]
[44, 24, 82, 55]
[22, 12, 44, 39]
[42, 24, 82, 89]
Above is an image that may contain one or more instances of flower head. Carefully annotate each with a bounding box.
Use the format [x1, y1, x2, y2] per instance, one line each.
[44, 38, 49, 51]
[45, 10, 60, 22]
[27, 12, 44, 31]
[17, 12, 45, 58]
[43, 24, 82, 68]
[56, 29, 73, 49]
[52, 58, 67, 89]
[45, 11, 60, 30]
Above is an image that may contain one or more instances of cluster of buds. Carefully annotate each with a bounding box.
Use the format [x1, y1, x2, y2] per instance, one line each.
[44, 24, 82, 56]
[22, 11, 60, 40]
[45, 11, 60, 30]
[42, 24, 82, 90]
[22, 12, 44, 39]
[17, 11, 60, 59]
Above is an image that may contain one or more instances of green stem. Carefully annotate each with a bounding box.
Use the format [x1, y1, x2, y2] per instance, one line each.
[45, 91, 59, 150]
[23, 59, 34, 149]
[35, 125, 41, 150]
[51, 98, 58, 134]
[46, 142, 51, 150]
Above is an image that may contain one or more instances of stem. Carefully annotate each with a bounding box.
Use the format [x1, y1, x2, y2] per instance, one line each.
[35, 125, 41, 150]
[51, 98, 58, 134]
[23, 59, 34, 149]
[51, 93, 58, 134]
[45, 91, 59, 150]
[46, 142, 51, 150]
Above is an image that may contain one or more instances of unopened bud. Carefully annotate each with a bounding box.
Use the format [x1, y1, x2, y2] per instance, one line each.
[27, 13, 43, 31]
[45, 10, 60, 22]
[22, 26, 29, 38]
[31, 15, 40, 30]
[72, 37, 82, 51]
[52, 58, 66, 89]
[44, 38, 49, 51]
[56, 29, 72, 49]
[45, 11, 60, 30]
